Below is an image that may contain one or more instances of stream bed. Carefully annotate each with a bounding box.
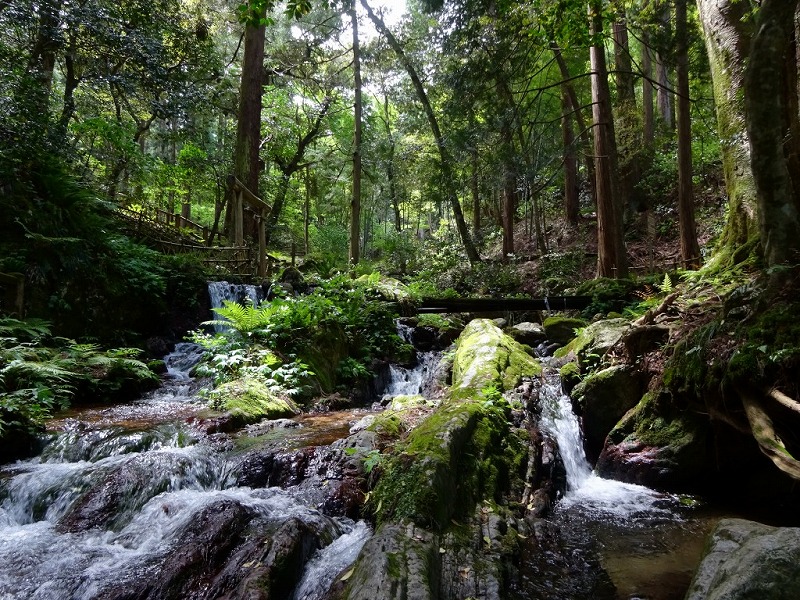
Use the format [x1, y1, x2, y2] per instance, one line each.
[0, 337, 724, 599]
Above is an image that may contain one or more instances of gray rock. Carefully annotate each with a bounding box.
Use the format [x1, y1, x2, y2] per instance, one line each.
[507, 321, 547, 346]
[685, 518, 800, 600]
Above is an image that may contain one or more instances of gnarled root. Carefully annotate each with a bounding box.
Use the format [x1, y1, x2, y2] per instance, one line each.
[739, 386, 800, 480]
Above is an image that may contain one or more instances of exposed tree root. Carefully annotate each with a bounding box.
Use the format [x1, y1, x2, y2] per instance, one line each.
[739, 386, 800, 480]
[633, 291, 680, 326]
[768, 388, 800, 415]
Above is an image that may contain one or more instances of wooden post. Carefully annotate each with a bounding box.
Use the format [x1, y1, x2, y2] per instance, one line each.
[258, 208, 267, 278]
[233, 189, 244, 246]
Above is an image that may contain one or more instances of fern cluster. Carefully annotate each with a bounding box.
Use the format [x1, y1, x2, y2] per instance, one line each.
[193, 275, 407, 399]
[0, 318, 158, 437]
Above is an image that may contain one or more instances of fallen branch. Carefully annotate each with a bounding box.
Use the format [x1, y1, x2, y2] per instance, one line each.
[739, 386, 800, 480]
[633, 291, 680, 326]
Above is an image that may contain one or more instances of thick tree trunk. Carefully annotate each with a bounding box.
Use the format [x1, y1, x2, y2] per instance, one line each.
[745, 0, 800, 269]
[696, 0, 759, 255]
[229, 21, 266, 240]
[642, 36, 655, 148]
[349, 0, 362, 265]
[656, 2, 673, 130]
[361, 0, 480, 263]
[590, 2, 627, 278]
[471, 146, 481, 236]
[613, 12, 640, 217]
[676, 0, 701, 268]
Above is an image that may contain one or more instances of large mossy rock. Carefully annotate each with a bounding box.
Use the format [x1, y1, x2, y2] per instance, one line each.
[595, 389, 710, 489]
[685, 519, 800, 600]
[542, 316, 587, 346]
[452, 319, 542, 394]
[347, 320, 542, 599]
[556, 317, 630, 371]
[211, 376, 300, 428]
[571, 365, 646, 463]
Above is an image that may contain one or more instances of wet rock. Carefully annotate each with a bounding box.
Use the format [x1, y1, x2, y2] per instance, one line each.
[622, 324, 670, 360]
[571, 365, 647, 463]
[595, 388, 710, 490]
[346, 523, 438, 600]
[507, 322, 547, 346]
[685, 518, 800, 600]
[557, 317, 630, 370]
[542, 316, 587, 346]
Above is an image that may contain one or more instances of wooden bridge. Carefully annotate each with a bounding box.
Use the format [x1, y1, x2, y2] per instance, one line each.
[116, 176, 282, 278]
[414, 295, 592, 314]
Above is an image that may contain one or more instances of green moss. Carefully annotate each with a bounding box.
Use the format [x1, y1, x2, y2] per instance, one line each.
[208, 376, 300, 423]
[542, 316, 587, 346]
[366, 410, 407, 439]
[607, 391, 702, 450]
[559, 361, 581, 383]
[451, 319, 542, 394]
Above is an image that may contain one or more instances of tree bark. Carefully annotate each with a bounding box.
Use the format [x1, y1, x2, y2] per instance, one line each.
[361, 0, 480, 263]
[696, 0, 759, 255]
[229, 20, 266, 239]
[562, 88, 580, 227]
[745, 0, 800, 269]
[590, 2, 627, 278]
[656, 1, 673, 130]
[349, 0, 363, 265]
[676, 0, 701, 268]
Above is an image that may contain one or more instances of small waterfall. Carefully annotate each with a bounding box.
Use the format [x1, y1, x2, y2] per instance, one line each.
[537, 368, 677, 521]
[292, 520, 372, 600]
[165, 342, 205, 380]
[382, 351, 439, 400]
[208, 281, 264, 333]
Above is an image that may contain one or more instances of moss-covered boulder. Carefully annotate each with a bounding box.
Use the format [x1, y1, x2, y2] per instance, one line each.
[571, 365, 647, 463]
[368, 320, 538, 530]
[686, 519, 800, 600]
[555, 317, 630, 371]
[595, 389, 709, 489]
[209, 376, 300, 428]
[354, 274, 412, 303]
[298, 322, 350, 393]
[452, 319, 542, 393]
[542, 316, 587, 346]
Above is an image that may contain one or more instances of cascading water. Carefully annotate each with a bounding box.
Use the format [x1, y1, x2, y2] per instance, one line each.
[537, 367, 677, 520]
[0, 343, 370, 600]
[207, 280, 265, 332]
[533, 366, 716, 600]
[382, 351, 439, 400]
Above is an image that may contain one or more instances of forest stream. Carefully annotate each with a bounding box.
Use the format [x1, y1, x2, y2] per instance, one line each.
[0, 285, 727, 600]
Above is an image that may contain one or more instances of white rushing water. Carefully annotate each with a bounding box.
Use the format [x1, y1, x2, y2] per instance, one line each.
[382, 351, 439, 400]
[207, 280, 265, 332]
[292, 520, 372, 600]
[0, 343, 366, 600]
[537, 368, 677, 521]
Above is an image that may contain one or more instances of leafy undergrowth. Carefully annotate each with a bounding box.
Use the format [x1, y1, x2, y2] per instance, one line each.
[0, 317, 158, 453]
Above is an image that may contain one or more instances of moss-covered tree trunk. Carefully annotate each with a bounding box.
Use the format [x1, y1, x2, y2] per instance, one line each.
[696, 0, 759, 259]
[744, 0, 800, 269]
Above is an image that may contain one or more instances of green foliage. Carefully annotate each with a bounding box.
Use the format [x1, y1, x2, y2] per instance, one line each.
[193, 276, 406, 398]
[535, 251, 588, 295]
[0, 320, 157, 437]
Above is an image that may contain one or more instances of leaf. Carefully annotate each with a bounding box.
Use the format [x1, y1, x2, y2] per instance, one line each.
[340, 567, 355, 582]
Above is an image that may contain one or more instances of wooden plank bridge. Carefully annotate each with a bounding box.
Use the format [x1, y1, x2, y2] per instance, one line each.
[415, 296, 592, 313]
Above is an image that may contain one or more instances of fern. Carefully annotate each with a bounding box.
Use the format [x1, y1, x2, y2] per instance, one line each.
[659, 273, 673, 293]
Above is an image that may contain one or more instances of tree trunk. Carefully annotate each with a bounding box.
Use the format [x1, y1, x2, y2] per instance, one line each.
[642, 36, 655, 148]
[676, 0, 701, 268]
[551, 42, 596, 206]
[229, 20, 266, 240]
[562, 88, 580, 227]
[590, 2, 627, 278]
[696, 0, 759, 256]
[471, 146, 481, 236]
[613, 12, 639, 217]
[656, 2, 673, 130]
[745, 0, 800, 269]
[361, 0, 480, 263]
[349, 0, 362, 265]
